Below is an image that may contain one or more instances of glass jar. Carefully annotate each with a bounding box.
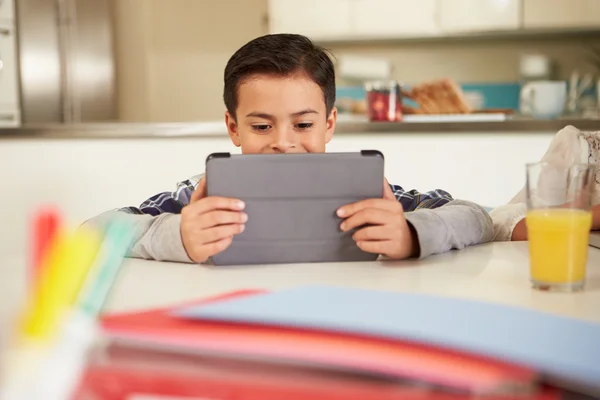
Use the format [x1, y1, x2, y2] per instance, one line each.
[365, 80, 402, 122]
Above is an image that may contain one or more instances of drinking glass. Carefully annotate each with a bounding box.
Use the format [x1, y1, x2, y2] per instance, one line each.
[526, 162, 596, 291]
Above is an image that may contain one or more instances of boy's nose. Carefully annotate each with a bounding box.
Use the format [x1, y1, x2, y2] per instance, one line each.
[270, 129, 295, 153]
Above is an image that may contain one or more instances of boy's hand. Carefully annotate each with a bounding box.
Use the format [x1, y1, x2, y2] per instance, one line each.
[337, 179, 419, 260]
[180, 177, 247, 263]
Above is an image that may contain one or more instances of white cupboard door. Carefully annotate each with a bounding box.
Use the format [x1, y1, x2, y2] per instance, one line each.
[353, 0, 439, 38]
[0, 0, 15, 22]
[523, 0, 600, 29]
[268, 0, 353, 40]
[439, 0, 522, 33]
[0, 25, 19, 110]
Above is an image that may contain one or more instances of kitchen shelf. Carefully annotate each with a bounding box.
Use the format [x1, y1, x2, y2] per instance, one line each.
[0, 118, 597, 140]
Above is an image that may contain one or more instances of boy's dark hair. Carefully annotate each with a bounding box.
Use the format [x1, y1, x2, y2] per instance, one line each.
[223, 34, 336, 120]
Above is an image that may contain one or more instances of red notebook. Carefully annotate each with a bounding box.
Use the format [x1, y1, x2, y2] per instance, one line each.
[74, 290, 557, 400]
[77, 350, 560, 400]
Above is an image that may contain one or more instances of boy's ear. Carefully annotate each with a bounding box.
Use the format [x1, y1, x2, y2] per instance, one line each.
[325, 107, 337, 144]
[225, 111, 241, 147]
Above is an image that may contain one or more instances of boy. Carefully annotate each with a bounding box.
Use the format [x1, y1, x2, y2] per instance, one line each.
[87, 34, 493, 263]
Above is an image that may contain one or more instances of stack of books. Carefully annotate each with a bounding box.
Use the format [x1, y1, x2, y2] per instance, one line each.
[75, 286, 600, 399]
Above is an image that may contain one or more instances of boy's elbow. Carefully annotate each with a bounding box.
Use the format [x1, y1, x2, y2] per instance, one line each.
[405, 199, 494, 259]
[447, 199, 494, 246]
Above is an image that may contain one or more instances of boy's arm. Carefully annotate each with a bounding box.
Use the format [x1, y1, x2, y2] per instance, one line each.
[404, 200, 494, 259]
[388, 184, 492, 257]
[81, 176, 202, 263]
[493, 204, 600, 242]
[489, 203, 528, 242]
[389, 184, 454, 211]
[84, 210, 193, 263]
[123, 175, 201, 216]
[511, 218, 528, 240]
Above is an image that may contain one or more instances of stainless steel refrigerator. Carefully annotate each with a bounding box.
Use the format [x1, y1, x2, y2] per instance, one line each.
[16, 0, 116, 123]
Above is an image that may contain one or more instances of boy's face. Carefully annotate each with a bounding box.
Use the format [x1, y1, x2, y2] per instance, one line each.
[225, 73, 336, 154]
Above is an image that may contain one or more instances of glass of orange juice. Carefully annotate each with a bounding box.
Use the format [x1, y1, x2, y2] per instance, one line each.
[526, 162, 596, 291]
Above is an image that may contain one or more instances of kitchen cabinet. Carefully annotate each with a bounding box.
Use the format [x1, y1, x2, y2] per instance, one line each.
[268, 0, 438, 40]
[268, 0, 353, 40]
[353, 0, 439, 38]
[523, 0, 600, 29]
[438, 0, 521, 33]
[0, 0, 15, 22]
[268, 0, 600, 42]
[0, 23, 20, 125]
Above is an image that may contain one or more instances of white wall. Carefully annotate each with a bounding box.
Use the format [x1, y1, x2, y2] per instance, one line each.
[0, 131, 554, 259]
[112, 0, 269, 121]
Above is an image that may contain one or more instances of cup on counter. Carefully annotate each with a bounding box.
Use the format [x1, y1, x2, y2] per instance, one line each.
[364, 81, 402, 122]
[520, 81, 567, 119]
[525, 162, 596, 292]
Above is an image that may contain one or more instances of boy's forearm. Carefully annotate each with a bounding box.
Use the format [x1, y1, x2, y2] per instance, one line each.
[82, 210, 193, 263]
[404, 200, 493, 259]
[85, 199, 496, 263]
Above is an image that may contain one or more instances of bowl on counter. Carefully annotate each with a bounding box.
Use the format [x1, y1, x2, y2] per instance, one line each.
[365, 80, 403, 122]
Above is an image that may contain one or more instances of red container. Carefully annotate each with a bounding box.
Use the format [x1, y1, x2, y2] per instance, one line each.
[365, 81, 403, 122]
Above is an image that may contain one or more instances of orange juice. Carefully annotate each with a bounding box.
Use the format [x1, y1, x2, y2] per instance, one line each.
[526, 208, 592, 286]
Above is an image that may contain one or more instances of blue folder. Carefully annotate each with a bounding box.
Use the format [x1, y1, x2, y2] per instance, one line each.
[173, 285, 600, 394]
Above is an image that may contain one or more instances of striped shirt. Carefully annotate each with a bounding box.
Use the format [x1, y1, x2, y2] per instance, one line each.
[120, 174, 453, 216]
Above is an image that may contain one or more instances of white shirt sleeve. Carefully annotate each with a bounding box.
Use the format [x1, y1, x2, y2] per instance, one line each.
[490, 125, 595, 241]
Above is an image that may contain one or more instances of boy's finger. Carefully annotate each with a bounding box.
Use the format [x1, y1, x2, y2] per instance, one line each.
[340, 208, 390, 232]
[337, 198, 399, 218]
[195, 236, 234, 262]
[197, 210, 248, 229]
[190, 176, 207, 203]
[352, 225, 394, 242]
[355, 239, 391, 255]
[184, 196, 245, 216]
[199, 223, 245, 244]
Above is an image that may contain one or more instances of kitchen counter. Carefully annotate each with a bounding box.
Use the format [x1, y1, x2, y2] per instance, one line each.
[0, 117, 598, 139]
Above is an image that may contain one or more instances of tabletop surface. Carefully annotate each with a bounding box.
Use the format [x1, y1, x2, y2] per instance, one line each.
[2, 242, 600, 331]
[109, 242, 600, 322]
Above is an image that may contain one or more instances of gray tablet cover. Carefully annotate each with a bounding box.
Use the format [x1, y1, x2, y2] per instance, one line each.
[205, 151, 385, 265]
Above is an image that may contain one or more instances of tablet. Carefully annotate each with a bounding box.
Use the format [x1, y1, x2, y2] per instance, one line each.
[205, 151, 385, 266]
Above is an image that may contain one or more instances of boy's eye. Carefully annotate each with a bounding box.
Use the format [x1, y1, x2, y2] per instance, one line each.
[296, 123, 313, 130]
[251, 124, 271, 133]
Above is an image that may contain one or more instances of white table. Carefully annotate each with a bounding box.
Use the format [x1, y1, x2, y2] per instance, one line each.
[109, 242, 600, 323]
[2, 243, 600, 333]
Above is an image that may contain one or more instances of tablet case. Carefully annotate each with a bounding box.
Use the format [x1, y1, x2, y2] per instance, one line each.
[205, 151, 384, 265]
